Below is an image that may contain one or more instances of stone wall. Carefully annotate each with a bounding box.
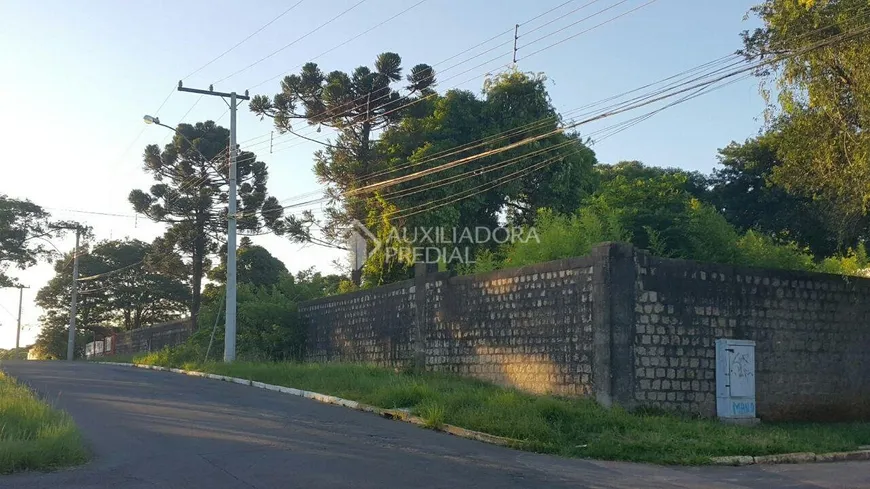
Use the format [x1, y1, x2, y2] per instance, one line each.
[300, 242, 870, 420]
[302, 257, 598, 396]
[630, 249, 870, 419]
[304, 279, 416, 366]
[426, 257, 596, 395]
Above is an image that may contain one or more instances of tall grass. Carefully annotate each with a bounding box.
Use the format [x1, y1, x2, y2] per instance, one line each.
[119, 355, 870, 465]
[0, 371, 89, 474]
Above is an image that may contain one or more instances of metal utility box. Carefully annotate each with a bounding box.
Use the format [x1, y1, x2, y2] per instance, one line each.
[715, 339, 758, 422]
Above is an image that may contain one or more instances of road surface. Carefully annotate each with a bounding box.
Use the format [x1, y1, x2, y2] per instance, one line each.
[0, 361, 868, 488]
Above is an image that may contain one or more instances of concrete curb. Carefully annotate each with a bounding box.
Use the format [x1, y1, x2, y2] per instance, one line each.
[711, 450, 870, 466]
[95, 362, 521, 450]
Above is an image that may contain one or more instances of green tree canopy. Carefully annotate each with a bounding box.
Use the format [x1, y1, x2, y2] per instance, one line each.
[208, 237, 289, 288]
[360, 70, 597, 284]
[708, 134, 865, 256]
[741, 0, 870, 231]
[251, 52, 436, 246]
[35, 239, 189, 332]
[0, 195, 54, 286]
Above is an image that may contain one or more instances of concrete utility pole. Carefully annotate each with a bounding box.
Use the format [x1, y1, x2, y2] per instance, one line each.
[67, 228, 81, 361]
[50, 223, 82, 360]
[0, 285, 29, 349]
[176, 81, 249, 363]
[15, 285, 27, 349]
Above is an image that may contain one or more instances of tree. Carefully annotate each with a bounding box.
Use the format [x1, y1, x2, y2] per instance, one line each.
[708, 134, 862, 256]
[36, 243, 107, 339]
[250, 52, 436, 246]
[194, 267, 347, 362]
[129, 121, 283, 329]
[741, 0, 870, 234]
[485, 167, 817, 274]
[35, 239, 189, 332]
[0, 195, 53, 286]
[87, 239, 189, 330]
[207, 237, 289, 288]
[361, 71, 597, 284]
[0, 347, 29, 360]
[594, 160, 709, 199]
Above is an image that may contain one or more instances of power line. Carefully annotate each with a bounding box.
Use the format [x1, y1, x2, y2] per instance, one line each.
[522, 0, 585, 27]
[183, 0, 307, 80]
[247, 0, 430, 92]
[352, 22, 870, 197]
[237, 12, 865, 218]
[520, 0, 609, 38]
[242, 0, 650, 156]
[153, 87, 176, 116]
[214, 0, 369, 85]
[391, 73, 761, 221]
[390, 151, 573, 221]
[173, 1, 308, 130]
[519, 0, 660, 60]
[211, 12, 870, 250]
[244, 0, 866, 155]
[519, 0, 632, 48]
[381, 104, 677, 205]
[0, 302, 15, 320]
[45, 208, 137, 218]
[77, 261, 143, 282]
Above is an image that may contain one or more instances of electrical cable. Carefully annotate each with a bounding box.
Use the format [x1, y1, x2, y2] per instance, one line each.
[183, 0, 307, 80]
[519, 0, 606, 37]
[234, 13, 870, 221]
[214, 0, 369, 85]
[351, 22, 870, 196]
[241, 0, 655, 155]
[248, 0, 430, 91]
[519, 0, 660, 60]
[77, 261, 143, 282]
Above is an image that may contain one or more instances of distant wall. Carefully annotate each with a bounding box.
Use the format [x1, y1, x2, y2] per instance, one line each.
[109, 319, 192, 356]
[300, 243, 870, 420]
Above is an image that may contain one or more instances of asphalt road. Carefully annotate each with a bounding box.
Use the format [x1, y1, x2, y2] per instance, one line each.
[1, 361, 868, 489]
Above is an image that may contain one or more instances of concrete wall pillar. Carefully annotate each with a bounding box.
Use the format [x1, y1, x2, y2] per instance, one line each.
[591, 242, 637, 409]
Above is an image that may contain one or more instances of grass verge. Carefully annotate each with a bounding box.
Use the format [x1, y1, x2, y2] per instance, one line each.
[100, 352, 870, 465]
[0, 371, 90, 474]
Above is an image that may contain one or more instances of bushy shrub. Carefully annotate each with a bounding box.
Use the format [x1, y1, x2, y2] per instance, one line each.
[469, 171, 866, 277]
[817, 243, 870, 276]
[491, 207, 627, 270]
[736, 230, 815, 271]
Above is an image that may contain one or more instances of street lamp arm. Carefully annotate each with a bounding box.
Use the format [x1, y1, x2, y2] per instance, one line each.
[144, 115, 209, 161]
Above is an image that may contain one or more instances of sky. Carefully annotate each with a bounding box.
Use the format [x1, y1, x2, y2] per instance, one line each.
[0, 0, 765, 349]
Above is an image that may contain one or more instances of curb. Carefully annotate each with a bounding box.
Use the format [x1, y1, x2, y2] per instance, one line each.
[95, 362, 521, 449]
[711, 450, 870, 466]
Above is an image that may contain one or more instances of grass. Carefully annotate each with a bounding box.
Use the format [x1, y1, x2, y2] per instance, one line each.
[99, 351, 870, 465]
[0, 371, 90, 474]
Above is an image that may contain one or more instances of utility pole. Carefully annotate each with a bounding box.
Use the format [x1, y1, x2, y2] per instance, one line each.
[68, 228, 81, 361]
[0, 285, 29, 349]
[50, 223, 82, 360]
[177, 81, 249, 363]
[513, 24, 519, 64]
[15, 285, 27, 349]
